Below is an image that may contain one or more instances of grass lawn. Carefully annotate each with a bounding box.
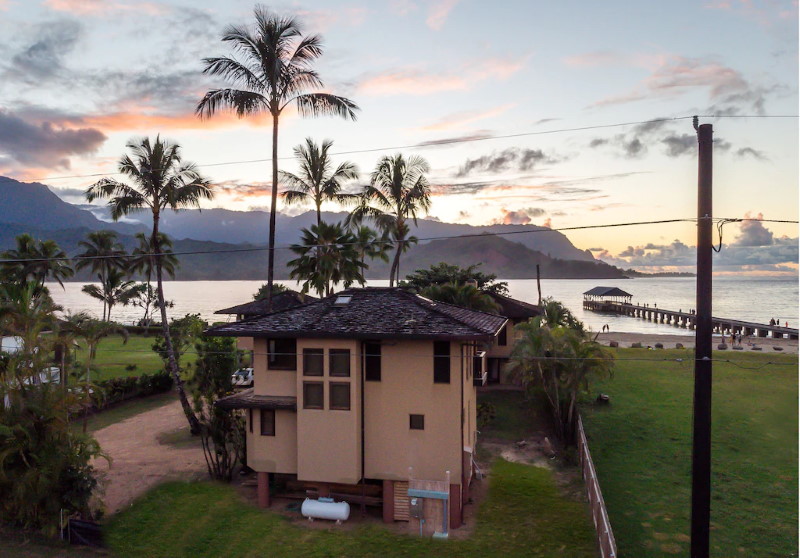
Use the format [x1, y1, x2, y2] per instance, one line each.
[73, 334, 196, 381]
[106, 459, 597, 558]
[581, 348, 798, 557]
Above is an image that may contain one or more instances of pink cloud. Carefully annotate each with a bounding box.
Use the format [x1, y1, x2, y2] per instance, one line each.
[296, 6, 368, 33]
[426, 0, 460, 30]
[419, 103, 515, 131]
[389, 0, 419, 16]
[44, 0, 167, 16]
[359, 56, 526, 96]
[0, 0, 9, 11]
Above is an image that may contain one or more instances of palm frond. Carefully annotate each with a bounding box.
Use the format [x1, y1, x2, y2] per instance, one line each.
[200, 56, 265, 91]
[196, 89, 269, 119]
[292, 93, 359, 120]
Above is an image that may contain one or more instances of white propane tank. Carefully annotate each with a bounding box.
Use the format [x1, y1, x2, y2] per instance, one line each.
[301, 497, 350, 523]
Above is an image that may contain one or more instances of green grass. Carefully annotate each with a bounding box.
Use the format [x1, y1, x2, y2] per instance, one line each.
[581, 348, 798, 557]
[478, 390, 539, 441]
[73, 334, 196, 381]
[105, 459, 597, 558]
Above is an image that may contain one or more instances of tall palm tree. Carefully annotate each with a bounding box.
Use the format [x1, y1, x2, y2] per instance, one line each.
[347, 154, 431, 286]
[281, 138, 359, 227]
[75, 231, 126, 320]
[288, 222, 365, 297]
[85, 135, 212, 435]
[0, 234, 74, 289]
[196, 7, 359, 310]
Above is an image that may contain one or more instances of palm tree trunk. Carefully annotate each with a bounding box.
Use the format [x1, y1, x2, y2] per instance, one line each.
[389, 228, 403, 287]
[266, 111, 279, 312]
[153, 213, 200, 435]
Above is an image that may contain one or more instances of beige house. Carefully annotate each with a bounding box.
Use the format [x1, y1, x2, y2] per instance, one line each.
[484, 292, 541, 383]
[208, 287, 506, 530]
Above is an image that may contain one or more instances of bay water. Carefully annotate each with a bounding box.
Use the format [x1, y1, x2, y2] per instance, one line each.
[46, 276, 798, 337]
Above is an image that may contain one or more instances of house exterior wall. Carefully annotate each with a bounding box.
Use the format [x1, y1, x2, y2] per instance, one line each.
[252, 338, 296, 397]
[364, 340, 465, 484]
[295, 339, 361, 485]
[247, 409, 297, 474]
[486, 321, 520, 359]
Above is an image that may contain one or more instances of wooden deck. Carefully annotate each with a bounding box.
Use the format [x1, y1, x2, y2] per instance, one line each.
[583, 300, 798, 340]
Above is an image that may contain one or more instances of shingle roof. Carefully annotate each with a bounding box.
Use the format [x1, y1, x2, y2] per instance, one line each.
[214, 389, 297, 411]
[206, 287, 506, 341]
[583, 286, 633, 298]
[487, 292, 541, 320]
[215, 289, 317, 316]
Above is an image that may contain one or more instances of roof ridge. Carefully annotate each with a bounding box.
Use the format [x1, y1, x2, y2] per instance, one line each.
[407, 290, 508, 334]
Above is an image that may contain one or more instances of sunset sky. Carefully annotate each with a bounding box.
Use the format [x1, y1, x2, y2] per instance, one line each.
[0, 0, 797, 274]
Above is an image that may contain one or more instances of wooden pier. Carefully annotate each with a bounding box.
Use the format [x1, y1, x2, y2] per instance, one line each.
[583, 300, 799, 340]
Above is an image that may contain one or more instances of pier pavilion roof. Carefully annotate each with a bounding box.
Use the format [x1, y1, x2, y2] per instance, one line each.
[583, 286, 633, 299]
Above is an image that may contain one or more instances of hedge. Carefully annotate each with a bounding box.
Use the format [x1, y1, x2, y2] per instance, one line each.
[92, 370, 173, 409]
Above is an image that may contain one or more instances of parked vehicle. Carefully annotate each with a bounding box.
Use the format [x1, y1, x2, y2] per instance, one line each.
[231, 367, 254, 388]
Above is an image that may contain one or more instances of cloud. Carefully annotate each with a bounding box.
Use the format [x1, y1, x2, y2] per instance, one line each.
[358, 56, 526, 96]
[214, 180, 272, 203]
[0, 109, 106, 170]
[533, 117, 559, 126]
[563, 51, 621, 67]
[661, 134, 695, 157]
[5, 19, 83, 83]
[389, 0, 419, 16]
[493, 207, 546, 225]
[590, 57, 770, 114]
[735, 146, 767, 160]
[295, 6, 368, 32]
[426, 0, 460, 30]
[414, 132, 494, 148]
[419, 103, 515, 132]
[456, 148, 561, 177]
[44, 0, 167, 17]
[732, 212, 774, 246]
[431, 181, 493, 195]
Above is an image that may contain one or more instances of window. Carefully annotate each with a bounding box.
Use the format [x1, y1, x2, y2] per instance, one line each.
[329, 382, 351, 410]
[498, 324, 507, 346]
[433, 341, 450, 383]
[409, 414, 425, 430]
[268, 338, 297, 370]
[303, 348, 324, 376]
[260, 409, 275, 436]
[364, 342, 381, 381]
[248, 408, 253, 433]
[329, 349, 351, 377]
[303, 382, 324, 409]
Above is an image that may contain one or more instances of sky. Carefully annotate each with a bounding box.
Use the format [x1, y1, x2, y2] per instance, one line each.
[0, 0, 797, 275]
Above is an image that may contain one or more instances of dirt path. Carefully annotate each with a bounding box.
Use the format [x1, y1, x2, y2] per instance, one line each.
[93, 398, 207, 515]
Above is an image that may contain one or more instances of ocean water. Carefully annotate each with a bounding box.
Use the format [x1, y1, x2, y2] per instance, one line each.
[46, 276, 798, 337]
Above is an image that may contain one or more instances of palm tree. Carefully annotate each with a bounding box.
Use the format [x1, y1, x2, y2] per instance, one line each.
[288, 222, 365, 297]
[196, 7, 359, 311]
[85, 135, 212, 435]
[0, 234, 74, 289]
[81, 268, 139, 322]
[281, 138, 359, 227]
[75, 231, 126, 320]
[347, 154, 431, 286]
[352, 225, 390, 283]
[129, 232, 178, 324]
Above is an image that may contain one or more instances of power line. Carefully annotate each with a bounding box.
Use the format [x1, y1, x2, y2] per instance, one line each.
[24, 114, 799, 183]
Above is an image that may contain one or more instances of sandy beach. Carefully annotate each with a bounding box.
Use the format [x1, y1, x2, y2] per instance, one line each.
[593, 331, 798, 354]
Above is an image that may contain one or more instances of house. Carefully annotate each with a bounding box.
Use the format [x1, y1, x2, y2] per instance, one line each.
[214, 289, 317, 355]
[484, 292, 541, 384]
[206, 287, 506, 530]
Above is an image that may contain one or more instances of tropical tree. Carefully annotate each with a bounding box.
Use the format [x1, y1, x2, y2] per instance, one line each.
[86, 136, 212, 435]
[81, 267, 139, 322]
[288, 222, 365, 297]
[0, 234, 74, 289]
[403, 262, 509, 296]
[505, 311, 613, 442]
[420, 282, 500, 313]
[347, 154, 431, 286]
[197, 7, 358, 311]
[252, 282, 288, 301]
[128, 232, 178, 325]
[352, 225, 390, 279]
[281, 138, 358, 227]
[75, 231, 127, 320]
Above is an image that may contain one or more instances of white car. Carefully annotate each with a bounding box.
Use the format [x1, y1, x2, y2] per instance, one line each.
[231, 368, 254, 388]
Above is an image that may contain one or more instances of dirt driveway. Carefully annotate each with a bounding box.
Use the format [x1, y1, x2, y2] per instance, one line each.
[93, 398, 207, 515]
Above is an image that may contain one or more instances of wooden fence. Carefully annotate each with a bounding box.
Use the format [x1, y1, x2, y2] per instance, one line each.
[577, 414, 617, 558]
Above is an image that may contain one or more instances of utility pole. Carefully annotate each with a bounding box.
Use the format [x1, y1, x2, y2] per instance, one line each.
[691, 119, 713, 558]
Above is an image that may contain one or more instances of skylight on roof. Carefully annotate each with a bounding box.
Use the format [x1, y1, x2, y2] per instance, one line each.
[334, 295, 352, 306]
